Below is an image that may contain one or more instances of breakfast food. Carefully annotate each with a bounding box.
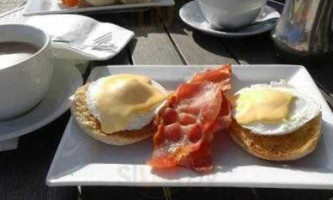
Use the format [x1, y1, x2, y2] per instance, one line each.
[71, 74, 167, 145]
[148, 65, 232, 173]
[228, 80, 322, 161]
[61, 0, 80, 7]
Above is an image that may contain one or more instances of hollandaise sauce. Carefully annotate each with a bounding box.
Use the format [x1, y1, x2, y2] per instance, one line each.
[88, 74, 166, 133]
[235, 89, 295, 125]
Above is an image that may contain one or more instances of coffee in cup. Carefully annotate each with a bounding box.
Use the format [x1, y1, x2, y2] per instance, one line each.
[197, 0, 268, 29]
[0, 42, 39, 68]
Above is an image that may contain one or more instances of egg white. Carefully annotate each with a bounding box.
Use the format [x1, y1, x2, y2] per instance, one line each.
[86, 76, 167, 132]
[233, 80, 321, 136]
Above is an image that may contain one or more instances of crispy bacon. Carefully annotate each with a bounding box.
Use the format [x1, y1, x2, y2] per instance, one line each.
[62, 0, 79, 7]
[148, 64, 232, 173]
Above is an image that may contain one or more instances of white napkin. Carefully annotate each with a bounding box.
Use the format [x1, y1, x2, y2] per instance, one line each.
[26, 14, 134, 60]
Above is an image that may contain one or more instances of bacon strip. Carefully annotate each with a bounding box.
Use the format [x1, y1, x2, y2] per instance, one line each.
[148, 64, 232, 173]
[62, 0, 79, 7]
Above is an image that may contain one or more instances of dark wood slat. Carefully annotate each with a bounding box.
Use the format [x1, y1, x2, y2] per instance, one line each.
[170, 187, 258, 200]
[161, 1, 236, 65]
[255, 188, 333, 200]
[127, 29, 183, 64]
[81, 186, 259, 200]
[121, 11, 184, 65]
[81, 187, 165, 200]
[221, 34, 280, 64]
[88, 11, 184, 65]
[128, 25, 184, 65]
[0, 113, 78, 200]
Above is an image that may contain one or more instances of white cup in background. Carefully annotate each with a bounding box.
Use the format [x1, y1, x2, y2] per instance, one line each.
[0, 24, 53, 121]
[197, 0, 268, 29]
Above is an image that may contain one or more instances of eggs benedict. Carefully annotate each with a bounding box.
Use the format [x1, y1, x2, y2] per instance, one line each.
[71, 74, 167, 146]
[228, 80, 322, 161]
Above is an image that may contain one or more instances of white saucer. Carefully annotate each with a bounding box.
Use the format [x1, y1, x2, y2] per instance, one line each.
[179, 1, 280, 38]
[0, 59, 83, 151]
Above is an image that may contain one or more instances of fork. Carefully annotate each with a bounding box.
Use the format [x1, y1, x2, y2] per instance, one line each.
[53, 32, 116, 51]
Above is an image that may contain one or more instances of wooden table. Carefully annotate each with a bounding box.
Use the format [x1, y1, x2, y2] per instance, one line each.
[0, 1, 333, 200]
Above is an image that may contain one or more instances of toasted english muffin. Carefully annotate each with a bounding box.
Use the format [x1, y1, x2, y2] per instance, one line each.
[71, 84, 153, 146]
[227, 113, 322, 161]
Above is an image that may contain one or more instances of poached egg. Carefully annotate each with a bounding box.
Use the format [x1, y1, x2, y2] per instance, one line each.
[86, 74, 167, 134]
[232, 80, 321, 136]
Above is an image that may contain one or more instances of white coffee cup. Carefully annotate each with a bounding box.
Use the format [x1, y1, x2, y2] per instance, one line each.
[197, 0, 268, 29]
[0, 24, 53, 121]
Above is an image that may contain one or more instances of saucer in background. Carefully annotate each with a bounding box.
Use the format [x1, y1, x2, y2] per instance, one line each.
[179, 1, 280, 38]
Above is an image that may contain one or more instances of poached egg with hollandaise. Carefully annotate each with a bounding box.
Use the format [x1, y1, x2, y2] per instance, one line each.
[232, 80, 321, 136]
[228, 80, 322, 161]
[86, 74, 167, 134]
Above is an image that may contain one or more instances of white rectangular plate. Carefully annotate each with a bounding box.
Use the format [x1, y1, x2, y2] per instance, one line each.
[23, 0, 174, 16]
[47, 65, 333, 189]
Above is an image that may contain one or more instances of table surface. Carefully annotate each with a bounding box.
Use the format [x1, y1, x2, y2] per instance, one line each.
[0, 0, 333, 200]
